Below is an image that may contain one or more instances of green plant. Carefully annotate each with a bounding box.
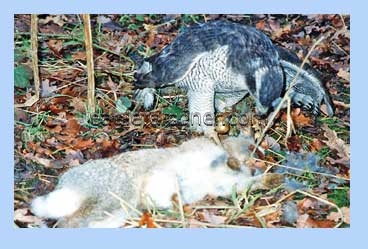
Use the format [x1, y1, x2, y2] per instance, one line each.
[76, 105, 106, 129]
[119, 14, 146, 31]
[316, 146, 331, 162]
[14, 39, 31, 61]
[17, 111, 50, 145]
[328, 187, 350, 207]
[161, 97, 184, 119]
[116, 96, 132, 113]
[14, 65, 32, 88]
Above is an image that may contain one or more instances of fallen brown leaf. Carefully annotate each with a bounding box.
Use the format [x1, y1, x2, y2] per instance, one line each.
[72, 138, 94, 150]
[292, 109, 312, 127]
[138, 212, 157, 228]
[323, 124, 350, 166]
[296, 213, 335, 228]
[41, 79, 57, 97]
[14, 208, 45, 226]
[337, 68, 350, 81]
[197, 209, 227, 225]
[287, 135, 302, 152]
[46, 39, 63, 58]
[70, 97, 86, 113]
[310, 138, 324, 152]
[327, 207, 350, 224]
[65, 119, 81, 136]
[24, 153, 52, 168]
[71, 51, 86, 61]
[256, 20, 266, 30]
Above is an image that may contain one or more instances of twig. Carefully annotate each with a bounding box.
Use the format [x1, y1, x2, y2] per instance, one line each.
[108, 191, 142, 217]
[15, 14, 40, 108]
[82, 14, 96, 113]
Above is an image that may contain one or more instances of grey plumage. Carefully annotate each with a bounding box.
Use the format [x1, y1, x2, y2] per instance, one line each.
[134, 20, 334, 132]
[276, 46, 334, 116]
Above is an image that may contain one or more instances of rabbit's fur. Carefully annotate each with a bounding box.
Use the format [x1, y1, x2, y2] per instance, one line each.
[31, 135, 283, 228]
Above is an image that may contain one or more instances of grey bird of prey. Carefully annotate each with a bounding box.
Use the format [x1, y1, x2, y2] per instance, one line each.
[134, 20, 334, 133]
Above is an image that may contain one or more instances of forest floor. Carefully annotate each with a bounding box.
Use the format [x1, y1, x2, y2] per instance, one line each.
[14, 14, 350, 228]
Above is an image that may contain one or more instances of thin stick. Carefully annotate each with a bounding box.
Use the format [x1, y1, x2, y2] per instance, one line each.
[108, 191, 142, 217]
[285, 97, 293, 139]
[82, 14, 96, 113]
[15, 14, 40, 108]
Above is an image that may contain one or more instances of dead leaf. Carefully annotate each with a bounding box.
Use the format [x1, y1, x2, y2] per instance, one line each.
[14, 208, 45, 226]
[337, 68, 350, 81]
[287, 135, 302, 152]
[15, 108, 29, 122]
[49, 104, 64, 114]
[310, 138, 324, 152]
[296, 213, 335, 228]
[48, 125, 63, 133]
[41, 79, 57, 97]
[96, 16, 112, 24]
[311, 219, 336, 228]
[264, 209, 282, 228]
[197, 209, 227, 225]
[246, 158, 267, 173]
[71, 51, 86, 61]
[106, 76, 119, 97]
[65, 119, 81, 136]
[261, 135, 281, 151]
[323, 124, 350, 165]
[46, 39, 63, 58]
[268, 18, 280, 32]
[70, 98, 86, 113]
[138, 212, 157, 228]
[299, 198, 315, 210]
[326, 156, 350, 167]
[187, 218, 203, 228]
[144, 24, 157, 47]
[256, 20, 266, 30]
[296, 214, 312, 228]
[24, 153, 52, 168]
[46, 137, 60, 147]
[292, 108, 313, 127]
[72, 138, 94, 150]
[327, 207, 350, 224]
